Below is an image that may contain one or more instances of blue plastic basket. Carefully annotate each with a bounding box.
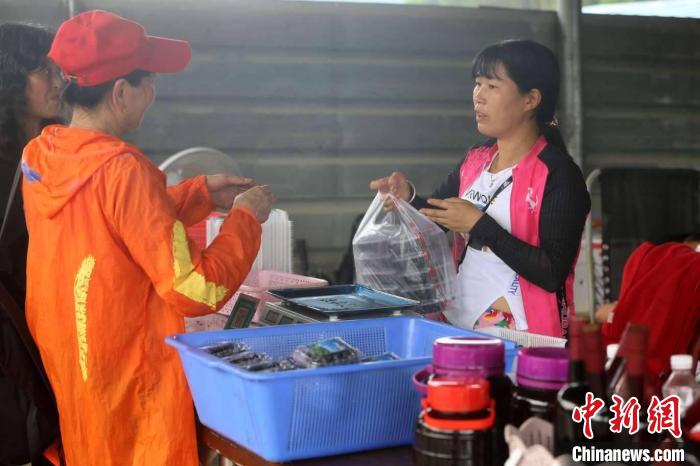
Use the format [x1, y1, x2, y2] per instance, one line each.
[166, 317, 517, 462]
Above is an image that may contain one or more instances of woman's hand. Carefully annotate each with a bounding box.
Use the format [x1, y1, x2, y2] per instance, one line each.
[206, 174, 256, 210]
[595, 301, 617, 324]
[369, 171, 411, 200]
[233, 185, 277, 223]
[369, 172, 412, 210]
[420, 198, 483, 233]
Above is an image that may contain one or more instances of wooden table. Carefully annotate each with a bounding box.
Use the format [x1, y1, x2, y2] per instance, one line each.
[198, 424, 414, 466]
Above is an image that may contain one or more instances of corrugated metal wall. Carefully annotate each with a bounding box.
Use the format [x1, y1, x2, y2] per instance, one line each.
[581, 14, 700, 172]
[2, 0, 698, 279]
[1, 0, 65, 26]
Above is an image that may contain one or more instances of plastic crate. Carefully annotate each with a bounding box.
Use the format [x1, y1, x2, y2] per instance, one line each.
[165, 317, 517, 462]
[477, 326, 567, 348]
[219, 269, 327, 317]
[187, 212, 225, 250]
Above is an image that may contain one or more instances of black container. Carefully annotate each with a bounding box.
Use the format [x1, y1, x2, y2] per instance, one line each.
[414, 377, 496, 466]
[414, 337, 512, 466]
[414, 418, 494, 466]
[581, 324, 615, 461]
[509, 347, 569, 428]
[511, 385, 561, 427]
[554, 318, 588, 456]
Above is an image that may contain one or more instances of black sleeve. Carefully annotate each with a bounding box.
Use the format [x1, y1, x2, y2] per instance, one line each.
[468, 157, 591, 292]
[0, 154, 28, 304]
[410, 161, 462, 211]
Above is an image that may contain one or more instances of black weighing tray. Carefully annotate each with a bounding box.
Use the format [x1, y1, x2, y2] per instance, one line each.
[266, 284, 420, 317]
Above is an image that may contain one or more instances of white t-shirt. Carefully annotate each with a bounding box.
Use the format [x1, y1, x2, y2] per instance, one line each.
[443, 163, 528, 330]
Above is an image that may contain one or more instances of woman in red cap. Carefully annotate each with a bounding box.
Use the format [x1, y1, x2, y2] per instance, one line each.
[21, 10, 275, 465]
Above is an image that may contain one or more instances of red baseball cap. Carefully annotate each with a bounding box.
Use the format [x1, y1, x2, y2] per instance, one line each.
[48, 10, 191, 86]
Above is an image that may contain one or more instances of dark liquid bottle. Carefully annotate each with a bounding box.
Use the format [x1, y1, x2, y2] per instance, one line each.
[428, 336, 511, 466]
[510, 347, 569, 429]
[611, 325, 654, 450]
[489, 373, 512, 466]
[414, 377, 495, 466]
[583, 324, 615, 445]
[554, 318, 588, 456]
[605, 323, 645, 400]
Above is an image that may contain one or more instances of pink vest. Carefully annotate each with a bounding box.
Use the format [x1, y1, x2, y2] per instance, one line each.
[453, 136, 574, 337]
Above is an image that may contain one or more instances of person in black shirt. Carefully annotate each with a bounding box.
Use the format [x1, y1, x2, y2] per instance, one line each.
[1, 23, 64, 304]
[370, 40, 590, 337]
[0, 22, 64, 466]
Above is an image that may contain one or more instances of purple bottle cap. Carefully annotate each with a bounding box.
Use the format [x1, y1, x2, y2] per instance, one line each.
[432, 336, 505, 377]
[516, 347, 569, 391]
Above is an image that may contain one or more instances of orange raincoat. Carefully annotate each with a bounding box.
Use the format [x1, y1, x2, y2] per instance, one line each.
[21, 125, 262, 465]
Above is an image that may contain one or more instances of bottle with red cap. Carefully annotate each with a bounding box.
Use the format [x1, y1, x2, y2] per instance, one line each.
[554, 318, 587, 455]
[414, 376, 496, 466]
[582, 323, 615, 443]
[611, 325, 654, 446]
[606, 324, 647, 401]
[412, 336, 512, 465]
[510, 347, 570, 428]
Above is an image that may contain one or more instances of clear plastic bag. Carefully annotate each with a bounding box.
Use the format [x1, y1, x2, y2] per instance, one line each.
[291, 337, 362, 368]
[200, 342, 249, 358]
[352, 192, 457, 313]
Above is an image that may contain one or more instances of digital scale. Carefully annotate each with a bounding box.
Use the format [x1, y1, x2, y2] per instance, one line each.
[256, 284, 422, 326]
[257, 300, 420, 326]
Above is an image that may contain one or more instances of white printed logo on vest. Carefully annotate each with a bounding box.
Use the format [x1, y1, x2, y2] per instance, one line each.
[525, 187, 539, 213]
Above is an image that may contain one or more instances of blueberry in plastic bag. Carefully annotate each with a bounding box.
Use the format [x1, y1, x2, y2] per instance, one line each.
[235, 354, 273, 371]
[360, 352, 400, 363]
[257, 357, 300, 372]
[291, 337, 362, 368]
[223, 351, 266, 365]
[272, 357, 300, 372]
[200, 342, 249, 358]
[352, 192, 457, 313]
[243, 360, 278, 372]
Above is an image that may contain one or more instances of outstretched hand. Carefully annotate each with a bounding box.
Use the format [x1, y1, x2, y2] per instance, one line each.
[206, 175, 257, 210]
[233, 185, 277, 223]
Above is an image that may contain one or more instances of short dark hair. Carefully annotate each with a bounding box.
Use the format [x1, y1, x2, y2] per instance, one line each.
[62, 69, 152, 109]
[472, 39, 569, 155]
[472, 39, 560, 125]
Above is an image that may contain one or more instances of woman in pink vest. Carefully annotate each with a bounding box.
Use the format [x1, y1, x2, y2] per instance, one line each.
[371, 40, 590, 338]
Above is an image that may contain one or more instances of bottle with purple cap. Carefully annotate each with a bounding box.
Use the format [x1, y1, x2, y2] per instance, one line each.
[510, 347, 570, 427]
[412, 336, 512, 465]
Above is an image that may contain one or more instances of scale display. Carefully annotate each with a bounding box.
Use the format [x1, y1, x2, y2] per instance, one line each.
[224, 293, 260, 329]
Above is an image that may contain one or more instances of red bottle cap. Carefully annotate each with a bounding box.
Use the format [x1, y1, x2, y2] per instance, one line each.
[427, 376, 490, 413]
[423, 377, 495, 432]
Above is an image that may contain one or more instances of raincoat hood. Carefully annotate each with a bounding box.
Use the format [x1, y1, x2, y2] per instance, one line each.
[22, 125, 137, 218]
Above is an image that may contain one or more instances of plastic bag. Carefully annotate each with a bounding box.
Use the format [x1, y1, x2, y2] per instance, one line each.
[291, 337, 362, 368]
[352, 192, 456, 313]
[200, 342, 249, 358]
